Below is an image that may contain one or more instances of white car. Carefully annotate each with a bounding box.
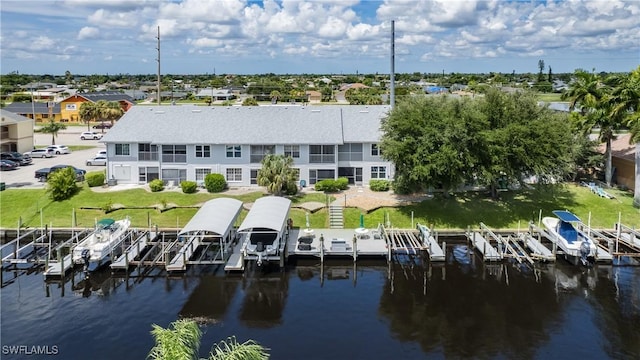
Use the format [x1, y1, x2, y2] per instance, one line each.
[25, 148, 53, 158]
[80, 131, 103, 140]
[96, 149, 107, 157]
[47, 145, 71, 154]
[86, 156, 107, 166]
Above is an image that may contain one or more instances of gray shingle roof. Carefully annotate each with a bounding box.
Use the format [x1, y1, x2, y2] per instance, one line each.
[3, 102, 61, 114]
[75, 92, 134, 103]
[0, 109, 33, 123]
[102, 105, 389, 145]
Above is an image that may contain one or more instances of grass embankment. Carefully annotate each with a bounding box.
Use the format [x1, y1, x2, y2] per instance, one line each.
[0, 184, 637, 230]
[535, 93, 564, 102]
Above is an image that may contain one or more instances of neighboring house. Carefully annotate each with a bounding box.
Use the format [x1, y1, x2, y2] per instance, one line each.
[101, 105, 394, 187]
[599, 134, 636, 191]
[0, 109, 34, 153]
[306, 90, 322, 103]
[194, 88, 235, 101]
[59, 92, 135, 122]
[122, 90, 148, 101]
[3, 102, 62, 123]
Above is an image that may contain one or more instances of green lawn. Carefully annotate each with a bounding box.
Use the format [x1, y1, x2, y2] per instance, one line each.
[1, 184, 637, 230]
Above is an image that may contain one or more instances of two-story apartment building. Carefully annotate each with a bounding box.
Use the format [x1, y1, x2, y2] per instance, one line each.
[1, 109, 34, 153]
[101, 105, 394, 187]
[60, 92, 135, 123]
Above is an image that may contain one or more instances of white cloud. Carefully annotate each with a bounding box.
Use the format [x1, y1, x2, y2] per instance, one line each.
[77, 26, 100, 40]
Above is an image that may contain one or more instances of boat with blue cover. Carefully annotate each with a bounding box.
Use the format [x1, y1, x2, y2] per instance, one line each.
[542, 210, 597, 266]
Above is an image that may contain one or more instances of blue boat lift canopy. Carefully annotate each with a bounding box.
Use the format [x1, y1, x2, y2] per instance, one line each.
[552, 210, 581, 222]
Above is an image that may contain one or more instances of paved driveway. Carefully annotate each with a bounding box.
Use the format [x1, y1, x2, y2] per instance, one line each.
[1, 130, 106, 188]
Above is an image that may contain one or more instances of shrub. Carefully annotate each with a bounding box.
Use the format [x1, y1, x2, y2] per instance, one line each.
[149, 179, 164, 192]
[284, 181, 298, 195]
[336, 177, 349, 190]
[369, 179, 390, 192]
[180, 181, 198, 194]
[204, 173, 226, 193]
[46, 167, 79, 201]
[315, 179, 338, 192]
[86, 171, 105, 187]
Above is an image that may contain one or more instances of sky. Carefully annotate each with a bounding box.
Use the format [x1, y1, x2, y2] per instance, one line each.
[1, 0, 639, 76]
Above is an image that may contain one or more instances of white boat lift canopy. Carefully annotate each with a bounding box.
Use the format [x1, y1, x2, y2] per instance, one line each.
[178, 198, 243, 238]
[238, 196, 291, 233]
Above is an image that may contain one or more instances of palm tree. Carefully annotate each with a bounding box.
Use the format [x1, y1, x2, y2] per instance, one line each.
[100, 100, 124, 127]
[79, 102, 98, 131]
[148, 320, 269, 360]
[40, 119, 66, 145]
[148, 319, 201, 360]
[257, 154, 297, 196]
[609, 66, 640, 206]
[562, 69, 621, 186]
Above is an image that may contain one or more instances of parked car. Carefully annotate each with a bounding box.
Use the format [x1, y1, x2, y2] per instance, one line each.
[46, 145, 71, 155]
[25, 148, 54, 158]
[93, 123, 112, 130]
[1, 159, 18, 171]
[96, 149, 107, 157]
[1, 151, 32, 166]
[86, 156, 107, 166]
[35, 165, 86, 181]
[80, 131, 103, 140]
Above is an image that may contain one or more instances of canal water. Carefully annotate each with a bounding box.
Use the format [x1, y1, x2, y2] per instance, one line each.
[1, 248, 639, 359]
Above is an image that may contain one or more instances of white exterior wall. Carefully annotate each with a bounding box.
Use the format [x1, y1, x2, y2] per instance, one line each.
[105, 142, 393, 187]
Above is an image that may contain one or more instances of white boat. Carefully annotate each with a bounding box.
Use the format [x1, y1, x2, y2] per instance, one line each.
[542, 210, 597, 266]
[73, 218, 131, 272]
[243, 230, 280, 266]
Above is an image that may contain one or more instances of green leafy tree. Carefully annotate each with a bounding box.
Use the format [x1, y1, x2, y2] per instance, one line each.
[537, 59, 545, 83]
[11, 93, 32, 102]
[46, 167, 79, 201]
[380, 90, 574, 197]
[40, 119, 67, 145]
[99, 100, 124, 126]
[269, 90, 281, 104]
[257, 154, 298, 196]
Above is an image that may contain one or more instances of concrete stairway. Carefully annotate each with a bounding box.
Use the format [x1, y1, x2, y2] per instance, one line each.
[329, 205, 344, 229]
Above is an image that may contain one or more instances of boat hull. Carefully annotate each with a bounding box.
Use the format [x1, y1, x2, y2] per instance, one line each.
[72, 219, 131, 272]
[542, 217, 596, 266]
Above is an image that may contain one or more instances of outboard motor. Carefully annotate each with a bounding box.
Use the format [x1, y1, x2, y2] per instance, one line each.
[256, 241, 264, 252]
[580, 241, 591, 266]
[81, 248, 91, 274]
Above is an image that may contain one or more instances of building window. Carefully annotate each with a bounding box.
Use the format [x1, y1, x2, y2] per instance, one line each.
[250, 169, 259, 185]
[161, 169, 186, 185]
[138, 143, 158, 161]
[371, 166, 386, 179]
[309, 145, 335, 163]
[139, 167, 159, 183]
[162, 145, 187, 163]
[195, 145, 211, 158]
[309, 169, 335, 184]
[284, 145, 300, 158]
[338, 143, 363, 161]
[195, 168, 211, 183]
[226, 145, 242, 158]
[250, 145, 275, 163]
[115, 143, 130, 156]
[371, 144, 382, 156]
[226, 168, 242, 182]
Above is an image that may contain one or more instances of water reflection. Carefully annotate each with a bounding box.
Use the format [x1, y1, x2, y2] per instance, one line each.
[179, 275, 240, 324]
[239, 267, 289, 328]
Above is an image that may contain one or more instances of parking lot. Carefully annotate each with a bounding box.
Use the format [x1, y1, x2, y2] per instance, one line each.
[1, 130, 107, 188]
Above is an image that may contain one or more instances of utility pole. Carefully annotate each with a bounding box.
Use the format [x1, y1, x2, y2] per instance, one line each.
[156, 26, 161, 106]
[390, 20, 395, 109]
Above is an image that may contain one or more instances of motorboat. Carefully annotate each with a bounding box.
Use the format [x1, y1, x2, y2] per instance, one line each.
[72, 218, 131, 272]
[542, 210, 597, 266]
[243, 230, 280, 266]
